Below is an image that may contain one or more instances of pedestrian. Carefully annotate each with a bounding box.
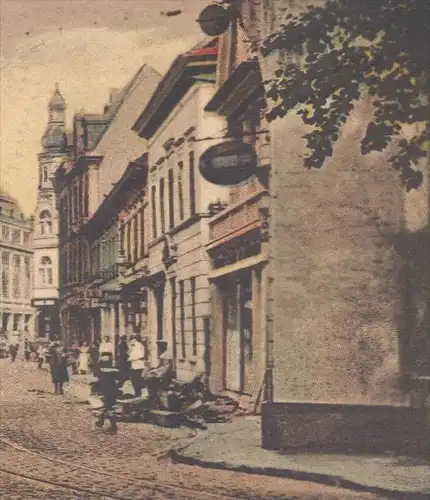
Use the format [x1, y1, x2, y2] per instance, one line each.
[77, 340, 90, 374]
[90, 341, 100, 373]
[99, 335, 113, 358]
[128, 335, 146, 397]
[116, 335, 129, 384]
[94, 352, 120, 434]
[24, 338, 31, 361]
[9, 343, 18, 362]
[36, 343, 45, 369]
[49, 342, 69, 394]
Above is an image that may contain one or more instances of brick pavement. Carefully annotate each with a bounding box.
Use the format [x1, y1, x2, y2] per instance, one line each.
[0, 359, 387, 499]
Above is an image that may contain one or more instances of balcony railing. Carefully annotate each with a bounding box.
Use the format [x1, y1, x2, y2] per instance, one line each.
[209, 188, 268, 244]
[92, 263, 120, 283]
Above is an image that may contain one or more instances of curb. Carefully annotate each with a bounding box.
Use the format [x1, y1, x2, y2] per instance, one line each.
[169, 448, 429, 500]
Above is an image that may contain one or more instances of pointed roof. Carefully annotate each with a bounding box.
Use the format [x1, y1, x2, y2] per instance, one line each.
[49, 83, 66, 109]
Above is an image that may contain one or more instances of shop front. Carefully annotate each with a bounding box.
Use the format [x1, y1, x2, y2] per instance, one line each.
[207, 229, 268, 398]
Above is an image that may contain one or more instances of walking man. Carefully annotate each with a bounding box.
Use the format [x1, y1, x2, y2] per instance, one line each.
[94, 352, 120, 434]
[49, 341, 69, 394]
[128, 336, 146, 397]
[116, 335, 129, 384]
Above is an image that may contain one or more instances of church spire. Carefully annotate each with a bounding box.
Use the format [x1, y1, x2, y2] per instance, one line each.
[41, 84, 67, 152]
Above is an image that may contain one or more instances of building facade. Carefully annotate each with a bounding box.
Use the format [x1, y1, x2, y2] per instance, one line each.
[207, 0, 430, 450]
[56, 65, 161, 347]
[32, 84, 72, 340]
[131, 39, 230, 380]
[202, 15, 272, 399]
[0, 191, 34, 343]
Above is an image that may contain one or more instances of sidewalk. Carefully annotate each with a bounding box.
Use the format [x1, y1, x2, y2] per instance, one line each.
[170, 416, 430, 499]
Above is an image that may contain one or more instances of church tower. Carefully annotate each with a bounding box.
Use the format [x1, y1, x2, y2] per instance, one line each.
[32, 84, 70, 340]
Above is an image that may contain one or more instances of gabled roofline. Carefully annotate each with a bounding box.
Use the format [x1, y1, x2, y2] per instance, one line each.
[132, 39, 218, 140]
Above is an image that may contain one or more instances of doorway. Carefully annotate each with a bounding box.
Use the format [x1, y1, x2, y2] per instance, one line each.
[223, 272, 253, 394]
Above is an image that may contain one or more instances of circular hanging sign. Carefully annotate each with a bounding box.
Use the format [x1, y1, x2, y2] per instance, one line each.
[199, 140, 258, 186]
[196, 3, 233, 37]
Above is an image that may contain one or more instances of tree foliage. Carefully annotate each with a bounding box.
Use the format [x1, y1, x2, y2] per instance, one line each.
[261, 0, 429, 190]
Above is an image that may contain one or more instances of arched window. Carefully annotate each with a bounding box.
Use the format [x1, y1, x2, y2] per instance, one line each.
[39, 210, 52, 235]
[39, 256, 53, 285]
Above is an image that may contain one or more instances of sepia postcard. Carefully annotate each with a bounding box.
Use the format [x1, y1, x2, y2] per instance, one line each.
[0, 0, 428, 498]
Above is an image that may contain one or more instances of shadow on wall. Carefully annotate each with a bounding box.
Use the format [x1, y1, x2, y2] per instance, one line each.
[394, 228, 430, 378]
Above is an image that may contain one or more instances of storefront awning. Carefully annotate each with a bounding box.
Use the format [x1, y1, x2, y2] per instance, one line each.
[208, 254, 268, 280]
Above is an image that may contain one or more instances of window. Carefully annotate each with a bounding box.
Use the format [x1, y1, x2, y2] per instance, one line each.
[39, 256, 53, 286]
[83, 176, 89, 217]
[119, 224, 125, 258]
[1, 251, 10, 297]
[179, 280, 186, 359]
[12, 229, 21, 244]
[133, 214, 138, 263]
[178, 161, 185, 221]
[73, 185, 79, 222]
[190, 277, 197, 356]
[39, 210, 52, 235]
[170, 277, 177, 361]
[1, 225, 9, 241]
[159, 178, 166, 234]
[168, 169, 174, 229]
[12, 254, 20, 298]
[189, 151, 196, 216]
[24, 256, 31, 298]
[151, 186, 157, 239]
[43, 166, 48, 182]
[139, 207, 145, 258]
[13, 314, 21, 331]
[23, 232, 30, 246]
[126, 221, 131, 262]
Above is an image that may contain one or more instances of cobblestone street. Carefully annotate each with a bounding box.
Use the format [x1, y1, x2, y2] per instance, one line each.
[0, 360, 386, 499]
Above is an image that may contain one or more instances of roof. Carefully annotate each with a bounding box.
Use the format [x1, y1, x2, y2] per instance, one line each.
[0, 188, 25, 220]
[132, 39, 218, 139]
[49, 83, 66, 109]
[83, 154, 148, 239]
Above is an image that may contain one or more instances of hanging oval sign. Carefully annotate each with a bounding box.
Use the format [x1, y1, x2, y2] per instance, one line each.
[199, 140, 258, 186]
[196, 3, 233, 37]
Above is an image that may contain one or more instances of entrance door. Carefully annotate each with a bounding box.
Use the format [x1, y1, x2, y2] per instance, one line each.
[224, 286, 241, 391]
[223, 272, 253, 393]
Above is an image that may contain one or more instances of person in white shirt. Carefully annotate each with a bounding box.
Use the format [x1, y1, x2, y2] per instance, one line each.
[128, 336, 146, 397]
[99, 336, 114, 359]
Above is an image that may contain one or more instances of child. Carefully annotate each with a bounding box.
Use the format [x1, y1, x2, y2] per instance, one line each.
[93, 353, 121, 434]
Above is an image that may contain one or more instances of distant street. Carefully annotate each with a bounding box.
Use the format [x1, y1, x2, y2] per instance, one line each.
[0, 359, 386, 500]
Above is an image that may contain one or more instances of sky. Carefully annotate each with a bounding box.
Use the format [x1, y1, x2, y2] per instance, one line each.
[0, 0, 209, 216]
